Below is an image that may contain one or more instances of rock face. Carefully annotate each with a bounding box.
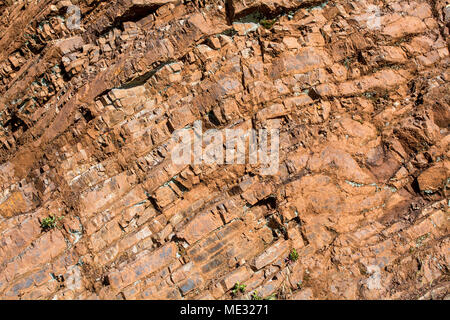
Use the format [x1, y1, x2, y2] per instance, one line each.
[0, 0, 449, 300]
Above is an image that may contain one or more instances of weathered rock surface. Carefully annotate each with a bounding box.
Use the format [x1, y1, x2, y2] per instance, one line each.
[0, 0, 448, 300]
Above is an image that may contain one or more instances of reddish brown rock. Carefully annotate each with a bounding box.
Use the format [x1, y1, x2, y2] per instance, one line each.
[0, 0, 448, 301]
[252, 240, 290, 270]
[417, 161, 450, 193]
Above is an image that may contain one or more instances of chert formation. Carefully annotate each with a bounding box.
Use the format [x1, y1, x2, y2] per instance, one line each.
[0, 0, 449, 300]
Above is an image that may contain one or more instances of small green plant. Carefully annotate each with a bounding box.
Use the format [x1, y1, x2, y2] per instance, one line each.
[416, 233, 430, 248]
[40, 215, 63, 231]
[232, 282, 246, 295]
[343, 57, 351, 69]
[260, 18, 277, 29]
[265, 293, 277, 300]
[251, 291, 262, 300]
[289, 248, 299, 262]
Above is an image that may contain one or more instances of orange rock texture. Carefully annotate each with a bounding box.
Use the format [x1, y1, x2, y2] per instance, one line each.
[0, 0, 449, 300]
